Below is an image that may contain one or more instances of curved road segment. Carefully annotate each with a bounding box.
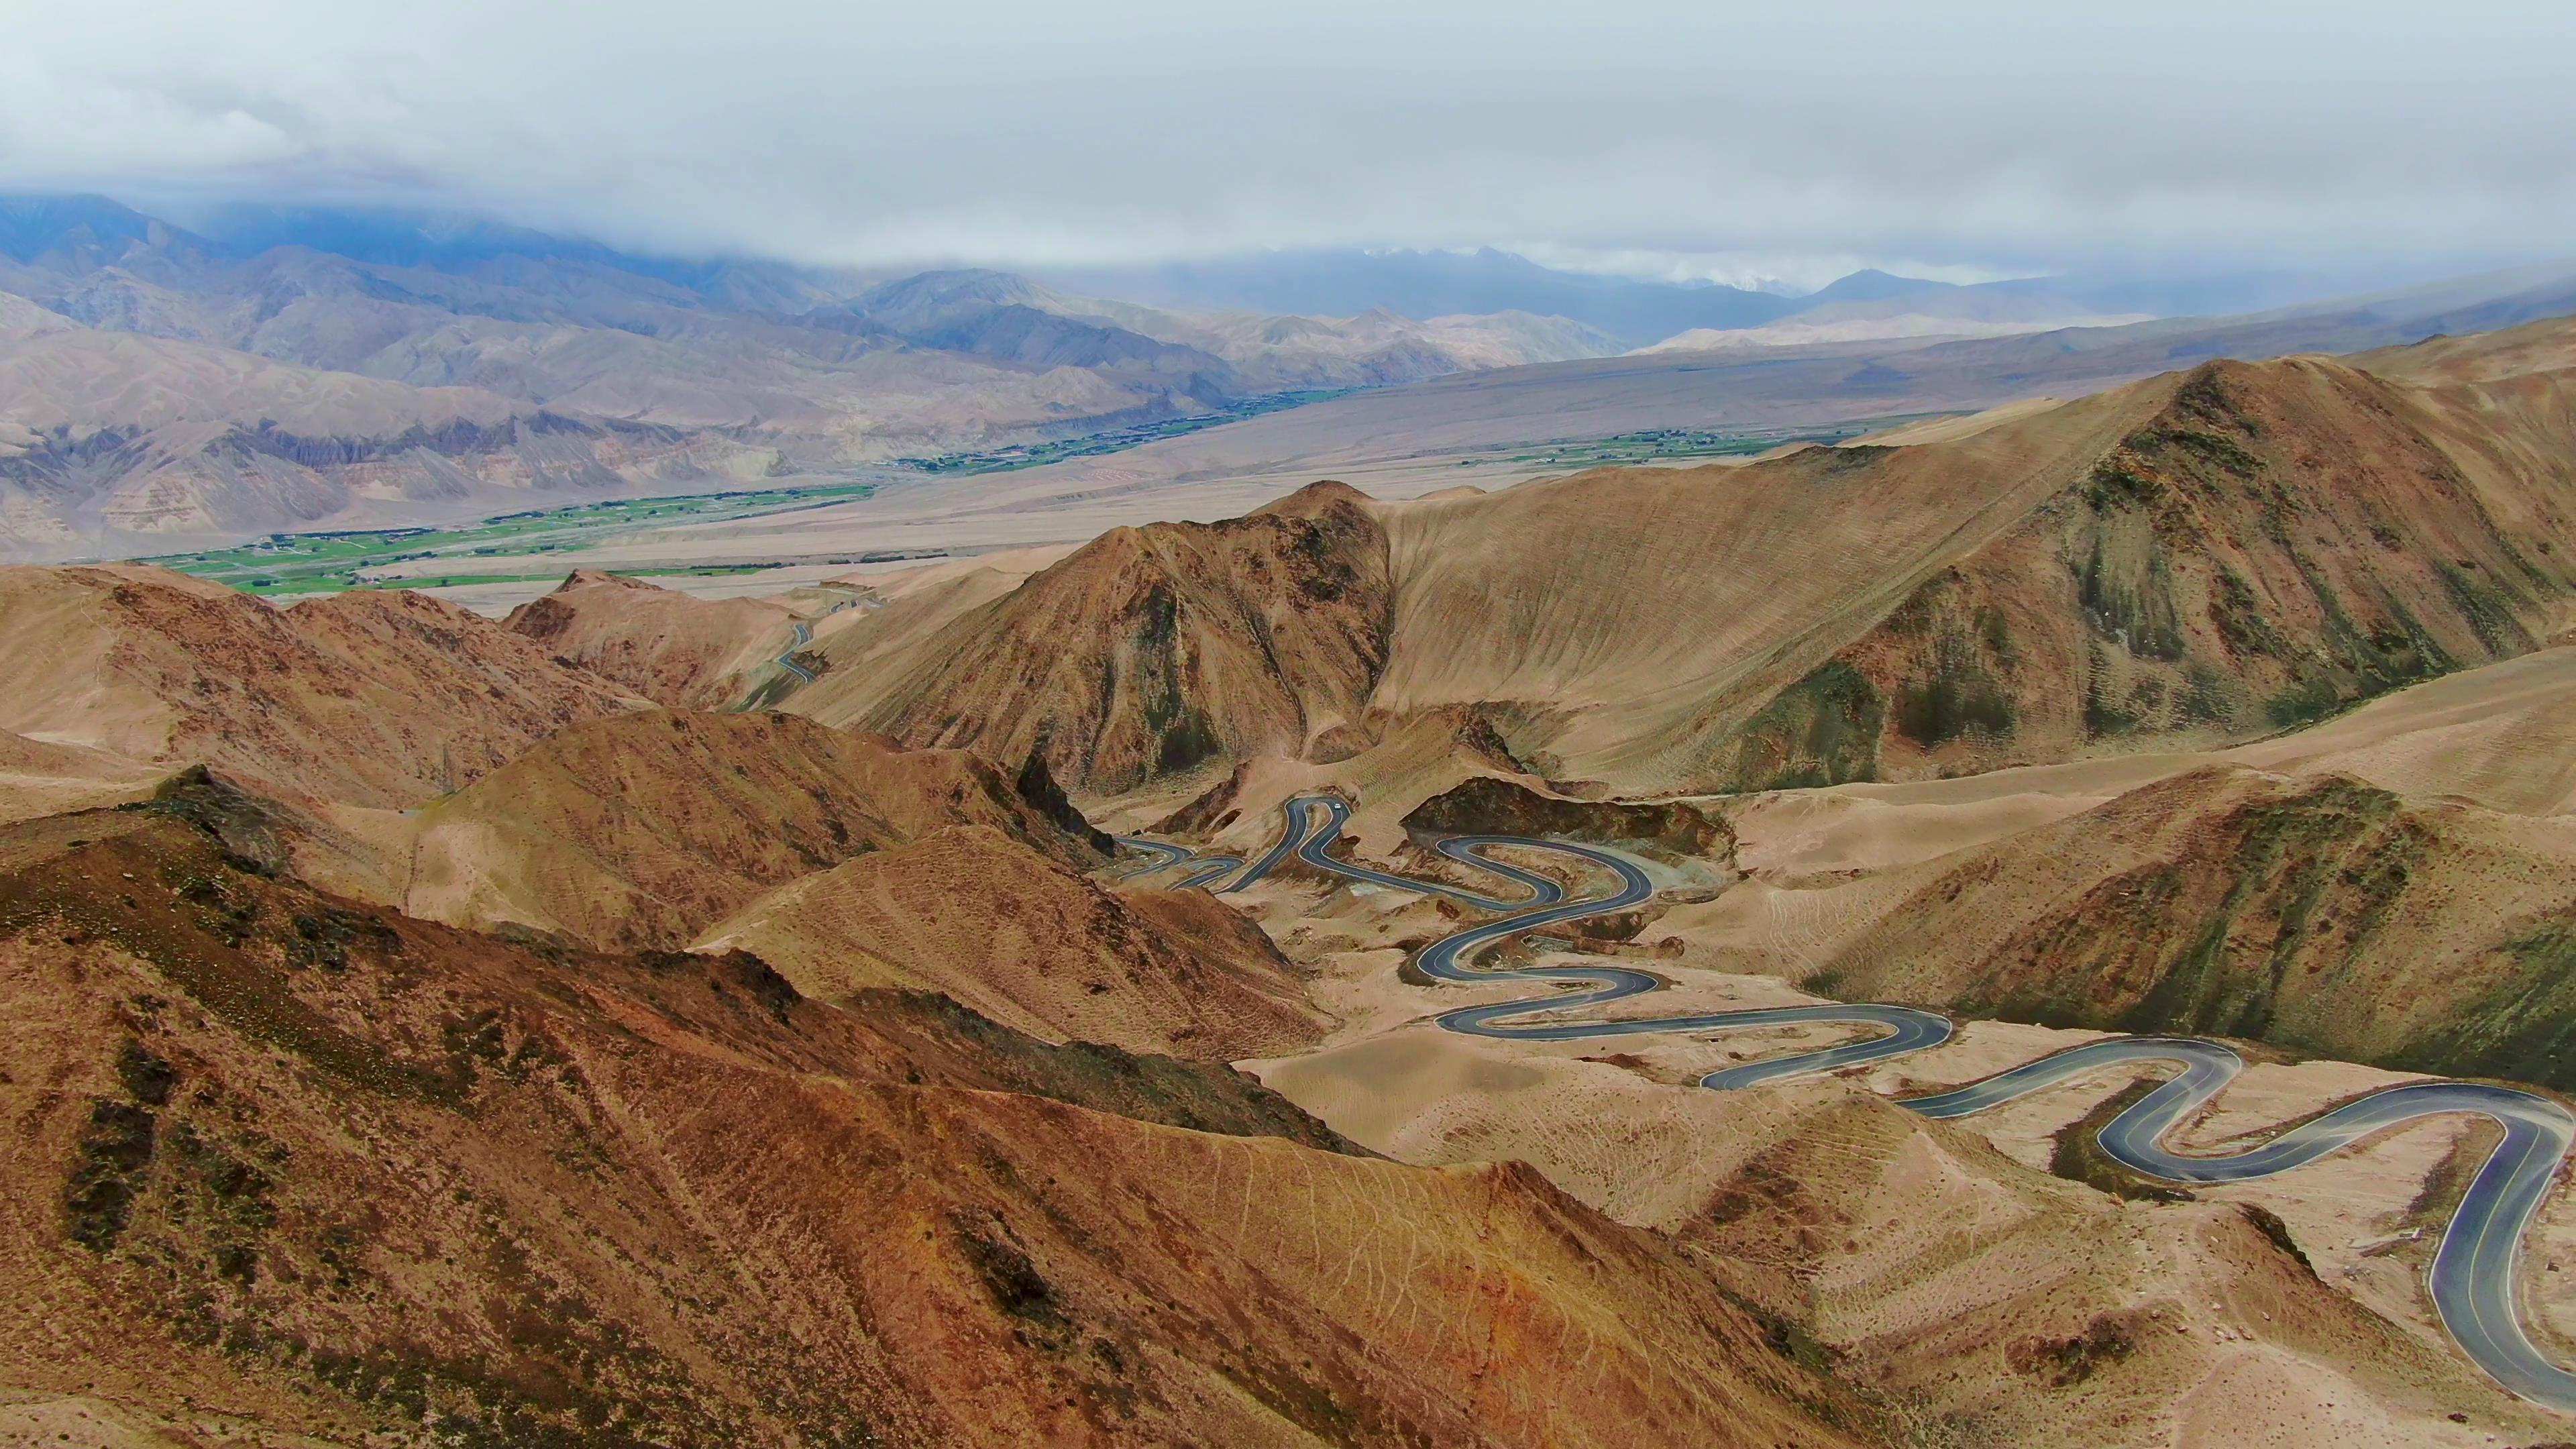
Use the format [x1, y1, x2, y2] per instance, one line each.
[1144, 792, 2576, 1409]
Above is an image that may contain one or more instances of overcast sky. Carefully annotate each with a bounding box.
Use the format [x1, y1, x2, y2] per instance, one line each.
[1, 0, 2570, 288]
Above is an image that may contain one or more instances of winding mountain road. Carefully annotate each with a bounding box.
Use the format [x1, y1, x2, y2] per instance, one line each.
[773, 621, 817, 684]
[1142, 792, 2576, 1409]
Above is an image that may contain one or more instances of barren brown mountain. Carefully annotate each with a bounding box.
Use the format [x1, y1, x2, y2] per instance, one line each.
[404, 710, 1106, 951]
[502, 569, 795, 708]
[1374, 343, 2576, 794]
[1776, 762, 2576, 1087]
[698, 823, 1328, 1059]
[0, 788, 1870, 1448]
[0, 564, 640, 811]
[803, 479, 1393, 792]
[797, 320, 2576, 801]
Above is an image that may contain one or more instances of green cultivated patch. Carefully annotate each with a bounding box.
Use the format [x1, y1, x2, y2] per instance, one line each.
[903, 390, 1352, 474]
[140, 481, 879, 596]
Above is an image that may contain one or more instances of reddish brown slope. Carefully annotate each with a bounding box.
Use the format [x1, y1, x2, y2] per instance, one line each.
[799, 480, 1393, 792]
[698, 823, 1329, 1059]
[406, 710, 1108, 950]
[0, 564, 641, 808]
[0, 803, 1869, 1448]
[504, 568, 794, 708]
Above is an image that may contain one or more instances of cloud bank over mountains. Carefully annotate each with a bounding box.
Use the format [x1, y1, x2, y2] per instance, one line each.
[2, 1, 2571, 280]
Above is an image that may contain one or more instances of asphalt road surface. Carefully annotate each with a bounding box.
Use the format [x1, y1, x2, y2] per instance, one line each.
[1130, 793, 2576, 1409]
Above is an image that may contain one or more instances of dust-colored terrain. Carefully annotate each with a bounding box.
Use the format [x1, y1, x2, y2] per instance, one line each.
[8, 304, 2576, 1446]
[798, 480, 1395, 792]
[0, 795, 1870, 1448]
[698, 824, 1326, 1059]
[403, 710, 1102, 951]
[792, 321, 2576, 810]
[1234, 853, 2573, 1448]
[500, 569, 796, 708]
[0, 564, 641, 811]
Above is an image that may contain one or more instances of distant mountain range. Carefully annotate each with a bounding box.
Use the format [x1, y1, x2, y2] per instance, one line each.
[1, 193, 2567, 562]
[1038, 250, 2401, 349]
[0, 197, 1643, 557]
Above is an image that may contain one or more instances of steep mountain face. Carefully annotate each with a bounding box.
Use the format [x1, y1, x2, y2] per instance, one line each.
[502, 568, 792, 708]
[1366, 330, 2576, 794]
[697, 822, 1329, 1059]
[807, 480, 1395, 793]
[1798, 763, 2576, 1087]
[1781, 355, 2576, 786]
[0, 804, 1869, 1448]
[405, 710, 1106, 951]
[0, 564, 640, 809]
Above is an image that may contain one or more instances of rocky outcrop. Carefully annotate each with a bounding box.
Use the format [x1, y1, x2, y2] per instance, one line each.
[841, 480, 1395, 792]
[1403, 774, 1735, 863]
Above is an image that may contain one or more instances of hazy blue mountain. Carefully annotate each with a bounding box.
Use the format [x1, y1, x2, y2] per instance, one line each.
[1040, 248, 1805, 347]
[0, 194, 205, 266]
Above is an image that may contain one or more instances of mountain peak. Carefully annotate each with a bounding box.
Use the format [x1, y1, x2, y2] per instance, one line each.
[1803, 268, 1955, 305]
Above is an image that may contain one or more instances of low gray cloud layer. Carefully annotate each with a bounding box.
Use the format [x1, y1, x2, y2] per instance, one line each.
[3, 0, 2569, 281]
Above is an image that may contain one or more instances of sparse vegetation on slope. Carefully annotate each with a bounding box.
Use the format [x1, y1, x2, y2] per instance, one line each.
[1791, 355, 2576, 784]
[1402, 774, 1736, 863]
[1805, 765, 2576, 1086]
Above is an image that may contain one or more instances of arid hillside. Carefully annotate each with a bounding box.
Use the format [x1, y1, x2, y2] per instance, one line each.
[0, 790, 1872, 1448]
[1782, 354, 2576, 787]
[0, 564, 641, 812]
[698, 823, 1328, 1059]
[783, 317, 2576, 804]
[1618, 643, 2576, 1095]
[502, 569, 795, 708]
[1376, 342, 2576, 794]
[1678, 1085, 2555, 1448]
[1778, 763, 2576, 1087]
[798, 480, 1395, 792]
[404, 710, 1106, 951]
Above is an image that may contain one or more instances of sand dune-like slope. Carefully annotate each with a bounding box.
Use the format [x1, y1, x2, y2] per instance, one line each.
[749, 548, 1080, 717]
[0, 728, 162, 825]
[0, 564, 640, 809]
[407, 710, 1103, 951]
[1368, 380, 2158, 786]
[2228, 641, 2576, 814]
[502, 568, 794, 708]
[0, 806, 1868, 1448]
[698, 823, 1327, 1059]
[1705, 642, 2576, 894]
[800, 480, 1395, 792]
